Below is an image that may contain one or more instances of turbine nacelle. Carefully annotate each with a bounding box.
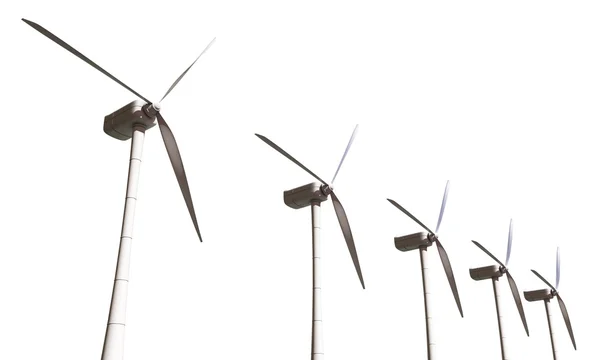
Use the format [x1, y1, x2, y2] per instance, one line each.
[104, 101, 164, 141]
[523, 288, 554, 302]
[104, 100, 158, 140]
[393, 231, 438, 252]
[469, 264, 504, 281]
[284, 182, 329, 209]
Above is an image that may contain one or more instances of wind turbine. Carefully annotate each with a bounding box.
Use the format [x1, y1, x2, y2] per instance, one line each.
[470, 219, 529, 360]
[524, 247, 576, 359]
[22, 19, 214, 360]
[255, 125, 364, 360]
[387, 181, 463, 360]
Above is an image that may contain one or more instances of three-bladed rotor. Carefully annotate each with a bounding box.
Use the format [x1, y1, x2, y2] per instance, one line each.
[22, 18, 214, 242]
[255, 125, 365, 289]
[531, 247, 577, 350]
[387, 181, 464, 317]
[472, 219, 530, 336]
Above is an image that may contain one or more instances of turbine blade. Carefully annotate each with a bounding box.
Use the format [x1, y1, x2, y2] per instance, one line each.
[331, 124, 359, 185]
[556, 247, 561, 290]
[471, 240, 505, 267]
[22, 19, 150, 103]
[435, 180, 450, 234]
[330, 191, 365, 289]
[156, 112, 202, 242]
[506, 219, 513, 266]
[386, 198, 434, 234]
[435, 240, 463, 317]
[556, 294, 577, 350]
[160, 37, 216, 103]
[506, 271, 529, 336]
[531, 269, 557, 292]
[255, 134, 328, 186]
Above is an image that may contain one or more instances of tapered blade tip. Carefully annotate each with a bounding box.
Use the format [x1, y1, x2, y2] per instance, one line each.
[22, 18, 40, 28]
[22, 18, 36, 27]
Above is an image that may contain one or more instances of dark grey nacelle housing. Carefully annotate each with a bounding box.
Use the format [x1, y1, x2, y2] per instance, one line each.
[284, 182, 329, 209]
[394, 232, 432, 252]
[524, 288, 554, 302]
[469, 265, 503, 281]
[104, 100, 157, 140]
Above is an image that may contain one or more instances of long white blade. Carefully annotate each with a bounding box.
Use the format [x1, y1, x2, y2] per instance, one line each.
[436, 240, 463, 317]
[255, 134, 328, 186]
[505, 218, 513, 266]
[331, 124, 359, 185]
[435, 180, 450, 234]
[22, 19, 150, 103]
[387, 198, 434, 234]
[557, 294, 576, 350]
[156, 113, 202, 241]
[506, 271, 529, 336]
[531, 269, 557, 292]
[160, 37, 216, 102]
[556, 247, 561, 290]
[330, 190, 365, 289]
[472, 240, 504, 267]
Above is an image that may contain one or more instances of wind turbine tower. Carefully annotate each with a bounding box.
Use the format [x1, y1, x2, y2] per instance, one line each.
[23, 19, 214, 360]
[387, 181, 463, 360]
[524, 247, 577, 360]
[470, 219, 529, 360]
[255, 125, 365, 360]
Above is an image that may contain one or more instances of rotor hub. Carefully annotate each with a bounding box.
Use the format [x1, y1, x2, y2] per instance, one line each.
[142, 102, 161, 118]
[320, 184, 333, 196]
[426, 233, 438, 244]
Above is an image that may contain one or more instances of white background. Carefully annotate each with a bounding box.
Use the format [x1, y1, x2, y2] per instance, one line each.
[1, 1, 599, 359]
